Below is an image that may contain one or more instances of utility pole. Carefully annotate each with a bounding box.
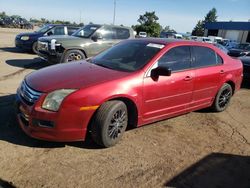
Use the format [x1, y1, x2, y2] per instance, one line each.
[112, 0, 116, 25]
[80, 10, 82, 24]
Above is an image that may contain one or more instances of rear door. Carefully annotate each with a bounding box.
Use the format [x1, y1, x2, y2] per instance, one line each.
[189, 46, 224, 111]
[142, 46, 194, 123]
[67, 27, 79, 35]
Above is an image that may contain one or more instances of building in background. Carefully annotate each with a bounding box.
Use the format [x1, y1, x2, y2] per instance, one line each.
[204, 21, 250, 43]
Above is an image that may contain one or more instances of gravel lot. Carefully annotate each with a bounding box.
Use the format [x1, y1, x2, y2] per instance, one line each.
[0, 28, 250, 188]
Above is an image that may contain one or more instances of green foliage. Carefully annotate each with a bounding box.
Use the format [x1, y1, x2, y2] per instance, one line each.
[133, 11, 161, 37]
[192, 20, 204, 36]
[204, 8, 217, 22]
[192, 7, 218, 36]
[0, 11, 7, 18]
[162, 25, 176, 33]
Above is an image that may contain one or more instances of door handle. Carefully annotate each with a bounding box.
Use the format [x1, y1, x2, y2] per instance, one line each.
[184, 76, 192, 81]
[220, 70, 225, 74]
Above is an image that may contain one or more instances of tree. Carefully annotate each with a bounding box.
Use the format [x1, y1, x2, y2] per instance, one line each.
[133, 11, 161, 37]
[192, 8, 218, 36]
[192, 20, 204, 36]
[162, 25, 176, 33]
[204, 8, 217, 23]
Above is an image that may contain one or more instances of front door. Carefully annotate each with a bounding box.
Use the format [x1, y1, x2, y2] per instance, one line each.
[142, 46, 194, 123]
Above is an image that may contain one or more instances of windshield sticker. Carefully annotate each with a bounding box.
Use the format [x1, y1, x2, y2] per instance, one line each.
[147, 43, 165, 49]
[90, 27, 97, 30]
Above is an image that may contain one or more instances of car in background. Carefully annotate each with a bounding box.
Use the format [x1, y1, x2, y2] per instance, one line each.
[15, 24, 80, 53]
[37, 24, 135, 63]
[208, 36, 223, 44]
[138, 31, 147, 38]
[228, 43, 250, 57]
[213, 43, 229, 54]
[197, 37, 213, 43]
[224, 41, 239, 50]
[239, 53, 250, 78]
[160, 31, 183, 39]
[160, 31, 176, 39]
[189, 36, 198, 41]
[16, 39, 242, 147]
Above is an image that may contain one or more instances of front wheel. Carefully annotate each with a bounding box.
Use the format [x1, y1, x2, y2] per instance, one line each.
[212, 83, 233, 112]
[32, 42, 38, 54]
[62, 49, 85, 63]
[91, 100, 128, 147]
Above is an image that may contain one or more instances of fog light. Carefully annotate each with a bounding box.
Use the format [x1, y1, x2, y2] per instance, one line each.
[32, 119, 55, 128]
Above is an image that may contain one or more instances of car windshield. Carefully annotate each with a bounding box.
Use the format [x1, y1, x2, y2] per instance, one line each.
[91, 41, 164, 72]
[36, 25, 53, 33]
[72, 25, 100, 38]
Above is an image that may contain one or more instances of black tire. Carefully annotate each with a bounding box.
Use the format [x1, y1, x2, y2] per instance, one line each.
[91, 100, 128, 147]
[32, 42, 38, 54]
[62, 49, 85, 63]
[212, 83, 233, 112]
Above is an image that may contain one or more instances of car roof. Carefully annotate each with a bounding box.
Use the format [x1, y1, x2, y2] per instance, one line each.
[46, 24, 80, 27]
[128, 38, 211, 46]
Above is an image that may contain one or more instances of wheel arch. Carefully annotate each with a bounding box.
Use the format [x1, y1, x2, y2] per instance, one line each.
[87, 95, 139, 135]
[225, 80, 235, 95]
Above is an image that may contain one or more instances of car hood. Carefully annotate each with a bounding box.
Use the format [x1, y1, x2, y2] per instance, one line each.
[25, 61, 131, 93]
[229, 49, 245, 53]
[240, 56, 250, 66]
[39, 35, 87, 43]
[17, 32, 43, 37]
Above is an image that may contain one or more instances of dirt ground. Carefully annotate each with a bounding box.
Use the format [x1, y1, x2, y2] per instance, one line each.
[0, 27, 250, 188]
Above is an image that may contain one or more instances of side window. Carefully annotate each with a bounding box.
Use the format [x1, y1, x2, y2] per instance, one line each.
[67, 27, 78, 35]
[114, 28, 130, 39]
[216, 54, 223, 65]
[192, 46, 218, 68]
[50, 26, 65, 35]
[96, 26, 114, 40]
[158, 46, 191, 71]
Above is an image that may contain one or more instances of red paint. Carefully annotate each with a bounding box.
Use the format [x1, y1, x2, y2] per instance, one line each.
[16, 39, 243, 142]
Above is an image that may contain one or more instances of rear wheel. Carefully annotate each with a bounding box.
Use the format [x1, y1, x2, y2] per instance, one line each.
[62, 49, 85, 63]
[212, 83, 233, 112]
[91, 100, 128, 147]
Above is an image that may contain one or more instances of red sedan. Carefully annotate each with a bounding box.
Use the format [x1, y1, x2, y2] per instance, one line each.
[16, 39, 243, 147]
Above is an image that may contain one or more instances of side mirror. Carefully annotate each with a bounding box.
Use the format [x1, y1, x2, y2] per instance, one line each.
[91, 34, 102, 42]
[151, 66, 172, 78]
[47, 31, 53, 36]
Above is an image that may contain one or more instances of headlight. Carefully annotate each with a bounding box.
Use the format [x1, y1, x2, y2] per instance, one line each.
[42, 89, 76, 112]
[20, 36, 29, 41]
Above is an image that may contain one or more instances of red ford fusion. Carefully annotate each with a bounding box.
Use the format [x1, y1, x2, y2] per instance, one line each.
[16, 38, 243, 147]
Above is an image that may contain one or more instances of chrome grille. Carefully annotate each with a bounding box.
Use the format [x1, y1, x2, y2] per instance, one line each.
[19, 81, 42, 105]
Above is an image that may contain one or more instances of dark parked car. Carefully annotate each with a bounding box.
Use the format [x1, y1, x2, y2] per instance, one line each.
[37, 24, 135, 63]
[228, 43, 250, 57]
[15, 24, 79, 53]
[16, 39, 242, 147]
[239, 53, 250, 78]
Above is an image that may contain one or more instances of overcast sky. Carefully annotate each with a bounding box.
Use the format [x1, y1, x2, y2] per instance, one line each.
[0, 0, 250, 33]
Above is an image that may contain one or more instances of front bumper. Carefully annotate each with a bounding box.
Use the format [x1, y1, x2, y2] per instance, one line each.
[37, 50, 62, 64]
[15, 91, 91, 142]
